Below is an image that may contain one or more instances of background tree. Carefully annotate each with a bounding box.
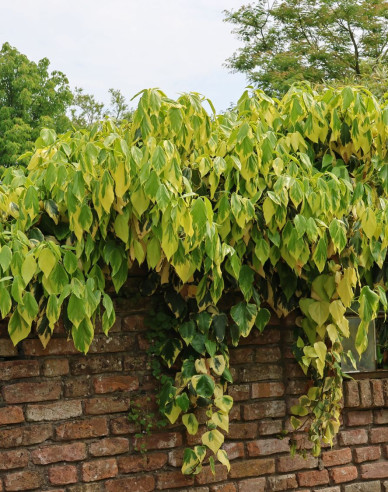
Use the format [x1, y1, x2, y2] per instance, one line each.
[224, 0, 388, 96]
[0, 42, 73, 166]
[69, 87, 105, 128]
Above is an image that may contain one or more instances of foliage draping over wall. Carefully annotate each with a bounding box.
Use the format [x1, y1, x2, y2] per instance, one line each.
[1, 85, 387, 474]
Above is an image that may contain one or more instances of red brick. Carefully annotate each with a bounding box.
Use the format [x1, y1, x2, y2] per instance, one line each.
[229, 458, 275, 478]
[251, 382, 285, 399]
[110, 416, 138, 435]
[228, 422, 257, 440]
[210, 485, 236, 492]
[247, 438, 290, 456]
[267, 474, 298, 491]
[123, 354, 148, 371]
[84, 396, 130, 415]
[258, 420, 283, 436]
[371, 379, 384, 406]
[0, 450, 29, 470]
[223, 442, 245, 460]
[105, 475, 155, 492]
[243, 327, 280, 345]
[64, 378, 91, 398]
[361, 462, 388, 479]
[354, 446, 381, 463]
[375, 409, 388, 424]
[238, 477, 266, 492]
[26, 400, 82, 421]
[297, 469, 329, 487]
[134, 431, 182, 450]
[229, 347, 254, 364]
[330, 465, 358, 483]
[195, 464, 228, 485]
[2, 381, 61, 403]
[0, 360, 39, 380]
[82, 458, 118, 481]
[242, 400, 286, 420]
[359, 380, 372, 408]
[322, 448, 352, 467]
[0, 339, 17, 357]
[56, 417, 108, 440]
[255, 346, 281, 363]
[118, 452, 167, 473]
[344, 481, 380, 492]
[43, 359, 69, 376]
[346, 410, 372, 426]
[240, 364, 283, 382]
[370, 427, 388, 443]
[70, 355, 122, 375]
[278, 454, 318, 472]
[88, 334, 135, 354]
[122, 314, 146, 331]
[23, 338, 78, 356]
[344, 380, 360, 407]
[31, 443, 86, 464]
[93, 375, 139, 393]
[227, 384, 250, 401]
[0, 406, 24, 425]
[339, 429, 368, 446]
[0, 424, 53, 448]
[49, 465, 78, 485]
[89, 437, 129, 456]
[286, 380, 309, 395]
[156, 471, 194, 489]
[4, 470, 43, 491]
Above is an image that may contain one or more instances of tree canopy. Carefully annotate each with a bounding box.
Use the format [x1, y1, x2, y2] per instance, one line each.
[224, 0, 388, 96]
[0, 42, 73, 166]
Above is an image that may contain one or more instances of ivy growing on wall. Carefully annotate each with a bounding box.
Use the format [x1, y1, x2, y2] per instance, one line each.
[1, 85, 387, 475]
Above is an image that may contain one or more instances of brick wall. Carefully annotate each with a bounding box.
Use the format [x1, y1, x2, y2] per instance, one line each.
[1, 291, 388, 491]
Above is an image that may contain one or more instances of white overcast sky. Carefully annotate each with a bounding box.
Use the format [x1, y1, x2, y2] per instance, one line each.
[2, 0, 248, 111]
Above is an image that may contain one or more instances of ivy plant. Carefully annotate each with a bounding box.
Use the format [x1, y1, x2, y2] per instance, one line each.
[1, 85, 388, 475]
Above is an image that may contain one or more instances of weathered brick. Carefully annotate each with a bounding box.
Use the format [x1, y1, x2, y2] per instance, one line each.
[133, 431, 182, 450]
[0, 406, 24, 425]
[82, 458, 118, 482]
[359, 380, 372, 408]
[70, 355, 122, 375]
[42, 359, 69, 377]
[196, 465, 227, 485]
[222, 442, 244, 460]
[375, 409, 388, 424]
[344, 481, 381, 492]
[314, 487, 340, 492]
[242, 400, 286, 420]
[247, 438, 290, 456]
[346, 410, 373, 426]
[354, 446, 381, 463]
[229, 347, 255, 364]
[228, 422, 257, 440]
[229, 458, 275, 478]
[156, 471, 194, 489]
[267, 474, 298, 491]
[240, 364, 283, 382]
[89, 437, 129, 456]
[370, 427, 388, 443]
[122, 314, 146, 331]
[93, 375, 139, 393]
[330, 466, 358, 484]
[2, 381, 61, 403]
[242, 327, 280, 345]
[0, 360, 39, 380]
[123, 354, 148, 371]
[0, 450, 29, 470]
[49, 465, 78, 485]
[339, 429, 368, 446]
[56, 417, 108, 440]
[361, 462, 388, 479]
[344, 380, 360, 407]
[278, 454, 318, 472]
[31, 443, 86, 464]
[118, 453, 167, 473]
[322, 448, 352, 467]
[64, 378, 91, 398]
[255, 346, 281, 363]
[26, 400, 82, 421]
[84, 396, 130, 415]
[227, 384, 250, 401]
[22, 338, 78, 356]
[210, 484, 236, 492]
[371, 379, 384, 406]
[258, 420, 283, 436]
[0, 339, 17, 357]
[0, 424, 53, 448]
[238, 478, 266, 492]
[4, 470, 43, 491]
[298, 469, 329, 487]
[251, 382, 285, 399]
[105, 475, 155, 492]
[110, 416, 138, 435]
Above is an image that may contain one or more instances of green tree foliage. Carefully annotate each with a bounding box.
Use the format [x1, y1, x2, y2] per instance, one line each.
[224, 0, 388, 96]
[0, 86, 387, 474]
[0, 43, 73, 166]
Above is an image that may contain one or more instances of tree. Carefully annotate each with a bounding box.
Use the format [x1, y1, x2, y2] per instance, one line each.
[224, 0, 388, 96]
[0, 43, 73, 166]
[107, 88, 133, 121]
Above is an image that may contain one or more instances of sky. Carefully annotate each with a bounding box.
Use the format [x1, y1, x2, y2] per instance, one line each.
[1, 0, 248, 112]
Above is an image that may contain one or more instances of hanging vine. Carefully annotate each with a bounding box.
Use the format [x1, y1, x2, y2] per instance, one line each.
[0, 85, 387, 475]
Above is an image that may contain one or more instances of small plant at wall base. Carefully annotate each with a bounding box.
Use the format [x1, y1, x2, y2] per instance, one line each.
[0, 85, 387, 475]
